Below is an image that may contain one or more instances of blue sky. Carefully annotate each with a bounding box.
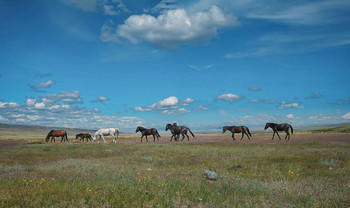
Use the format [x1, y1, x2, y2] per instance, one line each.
[0, 0, 349, 132]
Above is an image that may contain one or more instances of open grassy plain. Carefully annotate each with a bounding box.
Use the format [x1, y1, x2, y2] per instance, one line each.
[0, 129, 349, 207]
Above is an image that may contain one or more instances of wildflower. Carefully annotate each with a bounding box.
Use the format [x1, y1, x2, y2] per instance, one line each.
[30, 180, 33, 183]
[51, 177, 55, 181]
[89, 189, 92, 192]
[185, 177, 188, 181]
[41, 178, 45, 182]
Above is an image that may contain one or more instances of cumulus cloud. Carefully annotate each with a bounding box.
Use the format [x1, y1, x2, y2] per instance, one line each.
[100, 5, 239, 50]
[342, 112, 350, 119]
[44, 91, 83, 104]
[91, 96, 110, 103]
[135, 96, 178, 112]
[30, 80, 56, 92]
[286, 114, 294, 119]
[216, 94, 242, 103]
[181, 97, 195, 106]
[134, 96, 193, 114]
[1, 97, 144, 129]
[278, 101, 304, 109]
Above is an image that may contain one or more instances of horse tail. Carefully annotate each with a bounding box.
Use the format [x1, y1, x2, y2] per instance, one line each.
[289, 125, 294, 135]
[156, 130, 161, 138]
[246, 127, 252, 137]
[115, 128, 120, 138]
[187, 128, 195, 138]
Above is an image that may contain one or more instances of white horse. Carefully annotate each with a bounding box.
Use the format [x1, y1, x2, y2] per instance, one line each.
[92, 128, 120, 143]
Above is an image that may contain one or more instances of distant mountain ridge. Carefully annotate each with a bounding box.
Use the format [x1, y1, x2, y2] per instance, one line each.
[0, 123, 95, 133]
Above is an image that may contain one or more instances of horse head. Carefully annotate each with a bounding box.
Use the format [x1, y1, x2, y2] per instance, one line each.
[222, 126, 228, 134]
[165, 123, 172, 131]
[45, 130, 54, 142]
[135, 126, 143, 133]
[264, 123, 270, 130]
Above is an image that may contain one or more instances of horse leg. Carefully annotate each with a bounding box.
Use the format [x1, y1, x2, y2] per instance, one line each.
[285, 130, 290, 140]
[101, 135, 106, 143]
[145, 135, 148, 142]
[245, 132, 251, 140]
[186, 133, 190, 141]
[272, 132, 275, 140]
[232, 133, 235, 141]
[152, 134, 156, 142]
[240, 132, 244, 140]
[275, 131, 282, 140]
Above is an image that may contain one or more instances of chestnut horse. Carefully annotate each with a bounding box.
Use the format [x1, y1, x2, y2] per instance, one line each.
[45, 130, 68, 143]
[222, 126, 252, 140]
[135, 126, 161, 142]
[76, 133, 92, 142]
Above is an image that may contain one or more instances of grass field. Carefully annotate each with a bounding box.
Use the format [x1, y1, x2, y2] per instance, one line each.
[0, 131, 350, 207]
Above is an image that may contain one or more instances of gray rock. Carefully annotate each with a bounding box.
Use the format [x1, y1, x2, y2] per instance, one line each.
[204, 170, 218, 180]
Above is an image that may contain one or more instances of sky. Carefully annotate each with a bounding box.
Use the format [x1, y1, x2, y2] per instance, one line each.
[0, 0, 350, 132]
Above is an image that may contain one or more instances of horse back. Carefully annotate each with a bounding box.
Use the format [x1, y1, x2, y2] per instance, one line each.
[53, 130, 66, 136]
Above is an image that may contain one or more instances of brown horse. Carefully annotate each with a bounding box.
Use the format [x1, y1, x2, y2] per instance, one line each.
[76, 133, 92, 142]
[222, 126, 252, 141]
[45, 130, 68, 142]
[135, 126, 161, 142]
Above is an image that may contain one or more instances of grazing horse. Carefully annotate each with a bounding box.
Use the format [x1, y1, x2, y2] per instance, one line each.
[165, 123, 195, 141]
[92, 128, 119, 143]
[45, 130, 68, 143]
[76, 133, 92, 142]
[264, 123, 293, 140]
[135, 126, 161, 142]
[222, 126, 252, 140]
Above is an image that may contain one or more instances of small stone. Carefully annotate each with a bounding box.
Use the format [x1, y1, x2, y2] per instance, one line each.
[204, 170, 218, 180]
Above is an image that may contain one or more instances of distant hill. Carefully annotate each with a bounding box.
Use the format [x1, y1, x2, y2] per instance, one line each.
[304, 125, 350, 134]
[0, 123, 95, 140]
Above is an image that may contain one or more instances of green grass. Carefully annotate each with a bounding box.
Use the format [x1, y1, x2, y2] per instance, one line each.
[0, 139, 349, 207]
[305, 125, 350, 133]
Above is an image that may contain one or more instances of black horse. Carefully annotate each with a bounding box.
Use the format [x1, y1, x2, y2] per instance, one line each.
[135, 126, 161, 142]
[264, 123, 293, 140]
[222, 126, 252, 140]
[76, 133, 92, 142]
[165, 123, 195, 141]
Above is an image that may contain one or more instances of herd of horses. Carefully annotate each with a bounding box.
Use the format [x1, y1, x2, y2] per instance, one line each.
[45, 122, 294, 143]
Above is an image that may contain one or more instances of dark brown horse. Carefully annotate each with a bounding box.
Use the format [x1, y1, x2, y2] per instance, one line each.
[264, 123, 293, 140]
[135, 126, 161, 142]
[76, 133, 92, 142]
[165, 123, 195, 141]
[222, 126, 252, 140]
[45, 130, 68, 142]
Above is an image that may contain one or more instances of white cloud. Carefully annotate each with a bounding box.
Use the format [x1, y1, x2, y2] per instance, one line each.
[216, 94, 242, 103]
[101, 5, 238, 50]
[286, 114, 294, 119]
[181, 97, 195, 106]
[0, 97, 144, 129]
[250, 99, 276, 104]
[161, 108, 190, 115]
[30, 80, 56, 92]
[91, 96, 110, 103]
[44, 91, 83, 104]
[341, 112, 350, 119]
[193, 105, 209, 110]
[135, 96, 178, 112]
[134, 96, 193, 115]
[278, 101, 304, 109]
